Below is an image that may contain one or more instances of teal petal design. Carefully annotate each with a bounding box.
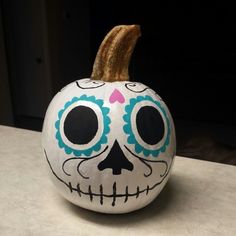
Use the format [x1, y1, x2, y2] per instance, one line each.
[123, 95, 171, 157]
[135, 144, 142, 154]
[128, 135, 135, 144]
[55, 120, 60, 129]
[94, 143, 101, 152]
[123, 124, 130, 133]
[55, 95, 110, 157]
[143, 149, 150, 157]
[123, 114, 128, 122]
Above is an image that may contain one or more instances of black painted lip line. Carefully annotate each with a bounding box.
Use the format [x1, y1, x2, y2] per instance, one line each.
[44, 149, 173, 206]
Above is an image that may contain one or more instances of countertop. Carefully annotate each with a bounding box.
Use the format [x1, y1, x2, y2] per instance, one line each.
[0, 125, 235, 236]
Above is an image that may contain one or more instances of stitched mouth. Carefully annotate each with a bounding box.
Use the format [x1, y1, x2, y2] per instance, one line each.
[44, 149, 172, 207]
[66, 181, 165, 206]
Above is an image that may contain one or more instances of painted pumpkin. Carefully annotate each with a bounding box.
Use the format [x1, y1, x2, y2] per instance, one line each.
[42, 25, 176, 214]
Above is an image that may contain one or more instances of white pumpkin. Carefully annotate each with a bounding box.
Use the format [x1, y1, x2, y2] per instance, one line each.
[42, 25, 176, 214]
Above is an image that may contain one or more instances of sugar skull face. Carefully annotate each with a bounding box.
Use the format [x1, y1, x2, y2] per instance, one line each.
[42, 78, 176, 214]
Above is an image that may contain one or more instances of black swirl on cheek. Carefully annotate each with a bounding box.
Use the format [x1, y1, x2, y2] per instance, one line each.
[138, 158, 153, 177]
[62, 146, 109, 179]
[124, 145, 168, 178]
[77, 160, 90, 179]
[76, 79, 105, 89]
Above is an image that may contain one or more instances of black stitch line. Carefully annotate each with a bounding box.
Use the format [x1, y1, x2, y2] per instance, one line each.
[146, 185, 150, 195]
[77, 184, 81, 197]
[136, 187, 140, 198]
[88, 185, 93, 202]
[68, 182, 73, 193]
[100, 185, 103, 205]
[112, 182, 117, 207]
[124, 186, 129, 203]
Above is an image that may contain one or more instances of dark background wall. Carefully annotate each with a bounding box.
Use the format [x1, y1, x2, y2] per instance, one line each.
[91, 3, 236, 125]
[0, 0, 235, 164]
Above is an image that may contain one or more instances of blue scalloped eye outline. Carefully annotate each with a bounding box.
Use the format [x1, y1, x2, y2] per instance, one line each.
[55, 95, 110, 157]
[123, 95, 171, 157]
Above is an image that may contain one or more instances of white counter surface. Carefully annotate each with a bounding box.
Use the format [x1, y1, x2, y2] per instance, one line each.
[0, 125, 235, 236]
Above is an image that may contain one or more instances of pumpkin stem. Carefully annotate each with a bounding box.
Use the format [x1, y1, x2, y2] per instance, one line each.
[91, 25, 141, 82]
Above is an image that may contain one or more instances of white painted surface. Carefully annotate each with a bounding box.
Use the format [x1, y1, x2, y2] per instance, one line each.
[42, 79, 176, 213]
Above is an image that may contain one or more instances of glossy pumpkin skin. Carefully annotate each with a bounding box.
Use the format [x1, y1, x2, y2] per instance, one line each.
[42, 78, 176, 213]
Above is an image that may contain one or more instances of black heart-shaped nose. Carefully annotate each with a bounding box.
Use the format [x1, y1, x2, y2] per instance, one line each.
[98, 140, 133, 175]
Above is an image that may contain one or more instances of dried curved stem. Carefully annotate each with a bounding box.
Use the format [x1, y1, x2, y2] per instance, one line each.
[91, 25, 141, 82]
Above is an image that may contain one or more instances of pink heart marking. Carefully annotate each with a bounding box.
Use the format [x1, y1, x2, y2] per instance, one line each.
[109, 89, 125, 104]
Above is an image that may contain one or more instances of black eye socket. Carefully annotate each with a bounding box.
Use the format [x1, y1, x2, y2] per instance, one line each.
[64, 106, 98, 145]
[136, 106, 165, 145]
